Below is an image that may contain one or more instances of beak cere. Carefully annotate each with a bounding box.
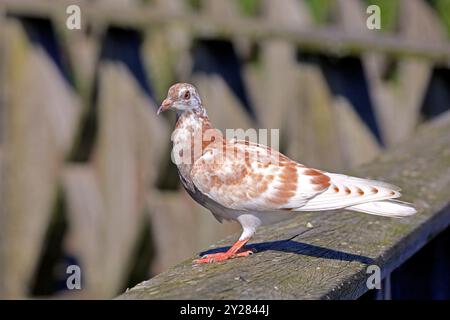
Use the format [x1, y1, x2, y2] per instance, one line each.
[157, 99, 172, 115]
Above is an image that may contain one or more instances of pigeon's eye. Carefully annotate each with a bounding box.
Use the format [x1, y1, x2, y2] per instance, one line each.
[183, 91, 190, 100]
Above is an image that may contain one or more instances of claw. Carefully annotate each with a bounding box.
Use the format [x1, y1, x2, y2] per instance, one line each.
[194, 238, 253, 264]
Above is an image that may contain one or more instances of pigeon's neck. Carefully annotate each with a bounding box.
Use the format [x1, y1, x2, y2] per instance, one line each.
[176, 105, 207, 121]
[174, 108, 211, 136]
[172, 108, 218, 181]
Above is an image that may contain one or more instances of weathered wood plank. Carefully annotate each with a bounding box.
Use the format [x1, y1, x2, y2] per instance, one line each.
[0, 18, 81, 298]
[364, 0, 447, 146]
[61, 165, 105, 298]
[61, 42, 170, 297]
[3, 0, 450, 62]
[117, 112, 450, 300]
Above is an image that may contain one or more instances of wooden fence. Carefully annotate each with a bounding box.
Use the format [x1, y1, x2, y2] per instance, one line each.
[0, 0, 449, 299]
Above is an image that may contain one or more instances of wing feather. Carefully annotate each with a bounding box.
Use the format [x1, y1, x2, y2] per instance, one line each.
[190, 140, 328, 211]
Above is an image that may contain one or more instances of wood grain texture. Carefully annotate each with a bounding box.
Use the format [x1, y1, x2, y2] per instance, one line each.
[3, 0, 450, 61]
[118, 112, 450, 300]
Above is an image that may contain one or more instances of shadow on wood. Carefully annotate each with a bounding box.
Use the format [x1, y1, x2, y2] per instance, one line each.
[200, 235, 374, 265]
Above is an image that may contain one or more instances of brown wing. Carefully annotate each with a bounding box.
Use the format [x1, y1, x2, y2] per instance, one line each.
[190, 140, 330, 211]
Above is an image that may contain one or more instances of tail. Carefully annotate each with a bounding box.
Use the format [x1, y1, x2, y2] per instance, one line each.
[294, 172, 417, 218]
[347, 199, 417, 218]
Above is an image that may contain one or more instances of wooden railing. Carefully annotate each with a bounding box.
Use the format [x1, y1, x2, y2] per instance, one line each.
[3, 0, 450, 61]
[118, 113, 450, 299]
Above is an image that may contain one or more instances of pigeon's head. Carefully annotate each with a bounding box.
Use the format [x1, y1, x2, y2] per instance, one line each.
[157, 83, 202, 115]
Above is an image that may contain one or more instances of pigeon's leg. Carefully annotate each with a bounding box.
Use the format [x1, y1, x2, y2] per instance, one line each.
[194, 238, 253, 264]
[194, 216, 258, 264]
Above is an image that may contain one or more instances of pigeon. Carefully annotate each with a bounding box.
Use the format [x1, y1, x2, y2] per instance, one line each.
[157, 83, 416, 264]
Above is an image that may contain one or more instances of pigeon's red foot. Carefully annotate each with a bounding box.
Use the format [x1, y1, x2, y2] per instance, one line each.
[194, 238, 253, 264]
[194, 249, 253, 264]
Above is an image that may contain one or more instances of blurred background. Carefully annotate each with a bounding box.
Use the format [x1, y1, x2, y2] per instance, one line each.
[0, 0, 449, 299]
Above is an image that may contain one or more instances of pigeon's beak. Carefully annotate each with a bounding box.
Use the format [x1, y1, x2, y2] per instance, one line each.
[157, 99, 172, 115]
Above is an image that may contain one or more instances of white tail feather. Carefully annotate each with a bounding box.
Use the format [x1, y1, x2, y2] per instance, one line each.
[347, 200, 417, 218]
